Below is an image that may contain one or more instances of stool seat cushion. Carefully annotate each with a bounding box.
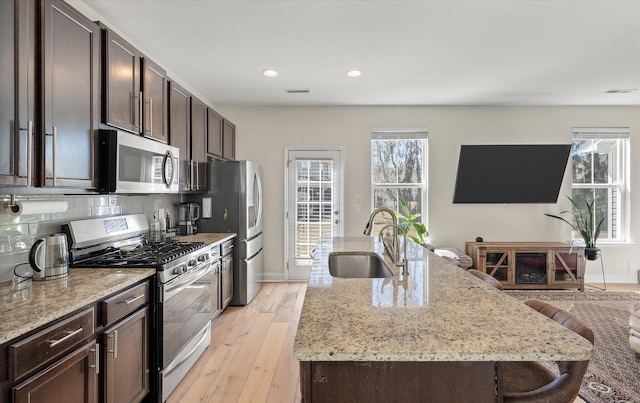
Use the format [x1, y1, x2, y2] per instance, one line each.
[434, 247, 473, 268]
[502, 361, 557, 394]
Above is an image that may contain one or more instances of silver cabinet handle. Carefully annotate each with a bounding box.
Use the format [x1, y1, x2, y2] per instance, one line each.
[139, 91, 143, 134]
[148, 97, 153, 135]
[46, 126, 57, 186]
[89, 343, 100, 374]
[48, 327, 83, 347]
[19, 120, 33, 183]
[122, 294, 145, 305]
[107, 329, 118, 358]
[130, 92, 138, 131]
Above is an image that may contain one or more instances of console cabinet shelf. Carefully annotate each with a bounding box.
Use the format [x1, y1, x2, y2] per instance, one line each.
[465, 242, 585, 291]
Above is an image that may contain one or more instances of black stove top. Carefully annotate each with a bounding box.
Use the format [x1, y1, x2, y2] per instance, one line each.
[72, 241, 207, 268]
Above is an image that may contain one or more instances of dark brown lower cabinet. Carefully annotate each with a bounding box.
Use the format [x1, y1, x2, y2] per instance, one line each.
[12, 340, 98, 403]
[299, 361, 499, 402]
[102, 306, 149, 403]
[221, 253, 233, 310]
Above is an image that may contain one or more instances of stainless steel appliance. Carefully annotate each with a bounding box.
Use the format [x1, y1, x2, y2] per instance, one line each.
[98, 129, 179, 194]
[191, 160, 263, 305]
[63, 214, 212, 402]
[28, 233, 69, 280]
[178, 202, 200, 235]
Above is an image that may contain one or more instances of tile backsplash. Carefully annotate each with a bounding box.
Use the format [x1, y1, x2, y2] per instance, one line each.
[0, 194, 181, 282]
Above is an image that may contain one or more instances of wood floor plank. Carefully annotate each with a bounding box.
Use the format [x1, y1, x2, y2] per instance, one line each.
[237, 322, 289, 402]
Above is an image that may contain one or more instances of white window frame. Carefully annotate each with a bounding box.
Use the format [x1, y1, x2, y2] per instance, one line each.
[370, 129, 428, 228]
[571, 128, 630, 244]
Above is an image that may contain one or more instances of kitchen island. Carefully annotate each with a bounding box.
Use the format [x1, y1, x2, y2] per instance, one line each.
[293, 237, 593, 402]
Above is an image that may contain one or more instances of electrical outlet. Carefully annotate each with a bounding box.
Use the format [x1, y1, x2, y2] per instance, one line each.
[355, 202, 362, 213]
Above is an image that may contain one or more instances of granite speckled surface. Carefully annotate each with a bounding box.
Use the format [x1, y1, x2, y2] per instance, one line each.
[177, 232, 236, 245]
[0, 268, 155, 345]
[293, 237, 593, 362]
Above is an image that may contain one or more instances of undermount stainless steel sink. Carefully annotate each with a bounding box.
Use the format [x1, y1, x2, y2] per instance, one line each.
[328, 252, 394, 278]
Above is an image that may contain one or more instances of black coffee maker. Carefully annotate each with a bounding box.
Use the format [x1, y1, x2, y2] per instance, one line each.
[178, 202, 200, 235]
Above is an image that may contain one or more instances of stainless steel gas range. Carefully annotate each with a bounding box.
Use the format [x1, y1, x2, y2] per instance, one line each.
[63, 214, 213, 402]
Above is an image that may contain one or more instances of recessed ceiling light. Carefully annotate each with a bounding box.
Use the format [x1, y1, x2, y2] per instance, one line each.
[346, 70, 362, 77]
[262, 69, 278, 77]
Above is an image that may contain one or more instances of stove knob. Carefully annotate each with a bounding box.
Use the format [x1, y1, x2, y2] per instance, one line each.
[181, 265, 188, 273]
[197, 254, 208, 262]
[188, 259, 197, 267]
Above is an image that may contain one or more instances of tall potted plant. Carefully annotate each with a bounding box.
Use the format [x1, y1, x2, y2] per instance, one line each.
[396, 199, 429, 246]
[545, 195, 604, 260]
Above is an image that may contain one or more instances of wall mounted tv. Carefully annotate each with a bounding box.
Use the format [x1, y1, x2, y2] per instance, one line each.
[453, 144, 572, 204]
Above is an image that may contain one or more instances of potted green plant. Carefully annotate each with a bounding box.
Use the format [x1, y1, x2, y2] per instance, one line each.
[545, 195, 604, 260]
[396, 199, 430, 247]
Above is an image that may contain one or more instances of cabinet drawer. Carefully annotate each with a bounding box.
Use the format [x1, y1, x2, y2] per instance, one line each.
[222, 239, 234, 256]
[101, 282, 149, 326]
[9, 307, 95, 381]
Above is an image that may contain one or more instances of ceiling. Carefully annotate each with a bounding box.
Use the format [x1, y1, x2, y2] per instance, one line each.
[80, 0, 640, 107]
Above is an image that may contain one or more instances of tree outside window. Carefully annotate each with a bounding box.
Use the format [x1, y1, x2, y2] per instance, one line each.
[371, 131, 427, 235]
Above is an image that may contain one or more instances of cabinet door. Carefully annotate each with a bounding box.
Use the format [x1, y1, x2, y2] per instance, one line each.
[0, 0, 35, 187]
[190, 97, 207, 190]
[142, 57, 168, 143]
[13, 340, 98, 403]
[103, 307, 149, 403]
[551, 249, 584, 288]
[169, 81, 191, 191]
[207, 109, 223, 158]
[222, 119, 235, 160]
[42, 0, 99, 189]
[482, 249, 512, 285]
[103, 28, 141, 133]
[221, 254, 233, 309]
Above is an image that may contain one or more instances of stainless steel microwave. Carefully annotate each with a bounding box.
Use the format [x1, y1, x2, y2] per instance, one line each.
[98, 129, 179, 194]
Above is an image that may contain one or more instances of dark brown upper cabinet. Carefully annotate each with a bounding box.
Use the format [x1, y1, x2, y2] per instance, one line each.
[169, 81, 192, 191]
[223, 119, 236, 160]
[190, 96, 208, 191]
[102, 27, 141, 134]
[142, 57, 168, 143]
[41, 0, 100, 189]
[0, 0, 36, 187]
[102, 27, 167, 143]
[207, 109, 223, 158]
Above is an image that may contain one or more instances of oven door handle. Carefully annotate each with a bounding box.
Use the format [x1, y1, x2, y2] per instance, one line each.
[162, 262, 213, 302]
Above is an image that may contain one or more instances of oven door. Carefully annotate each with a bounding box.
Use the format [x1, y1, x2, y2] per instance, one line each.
[160, 261, 212, 368]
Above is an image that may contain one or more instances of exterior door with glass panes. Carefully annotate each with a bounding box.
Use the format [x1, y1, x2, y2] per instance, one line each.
[286, 149, 343, 281]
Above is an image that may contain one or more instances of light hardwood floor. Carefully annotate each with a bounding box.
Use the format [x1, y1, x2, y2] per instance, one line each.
[167, 282, 639, 403]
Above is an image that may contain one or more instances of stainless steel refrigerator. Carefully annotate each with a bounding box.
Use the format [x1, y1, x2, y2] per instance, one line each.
[194, 160, 263, 305]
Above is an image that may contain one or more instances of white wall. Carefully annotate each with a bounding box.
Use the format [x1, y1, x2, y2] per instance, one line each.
[215, 105, 640, 284]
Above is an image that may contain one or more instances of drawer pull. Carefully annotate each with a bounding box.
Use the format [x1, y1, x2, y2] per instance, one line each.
[48, 327, 83, 348]
[122, 294, 145, 305]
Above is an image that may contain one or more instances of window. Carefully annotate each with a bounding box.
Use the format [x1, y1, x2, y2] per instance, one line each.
[370, 130, 427, 230]
[571, 128, 629, 243]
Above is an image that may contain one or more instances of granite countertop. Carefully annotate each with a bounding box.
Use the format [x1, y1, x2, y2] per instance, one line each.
[0, 268, 155, 345]
[293, 237, 593, 362]
[177, 232, 236, 245]
[0, 233, 234, 345]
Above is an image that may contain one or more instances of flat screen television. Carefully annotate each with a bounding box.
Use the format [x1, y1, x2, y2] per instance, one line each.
[453, 144, 572, 204]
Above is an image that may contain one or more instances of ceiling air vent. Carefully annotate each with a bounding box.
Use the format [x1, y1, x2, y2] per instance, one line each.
[284, 89, 310, 94]
[605, 89, 637, 94]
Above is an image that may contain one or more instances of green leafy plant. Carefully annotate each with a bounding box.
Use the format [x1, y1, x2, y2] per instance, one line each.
[396, 199, 429, 245]
[544, 195, 604, 249]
